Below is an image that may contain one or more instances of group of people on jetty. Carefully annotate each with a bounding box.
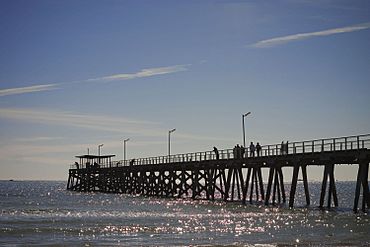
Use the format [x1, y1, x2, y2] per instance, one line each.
[74, 161, 100, 169]
[213, 141, 263, 160]
[235, 142, 263, 158]
[213, 140, 290, 160]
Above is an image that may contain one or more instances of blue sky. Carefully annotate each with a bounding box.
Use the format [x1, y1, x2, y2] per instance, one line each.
[0, 0, 369, 180]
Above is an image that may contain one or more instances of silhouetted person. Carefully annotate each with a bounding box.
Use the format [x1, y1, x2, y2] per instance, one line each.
[74, 162, 79, 169]
[249, 142, 255, 157]
[236, 144, 241, 159]
[280, 141, 285, 155]
[130, 159, 135, 166]
[93, 162, 100, 168]
[256, 142, 262, 157]
[233, 145, 237, 159]
[213, 146, 220, 160]
[240, 145, 245, 158]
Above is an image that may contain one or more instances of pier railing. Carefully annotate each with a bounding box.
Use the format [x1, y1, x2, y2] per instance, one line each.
[70, 134, 370, 169]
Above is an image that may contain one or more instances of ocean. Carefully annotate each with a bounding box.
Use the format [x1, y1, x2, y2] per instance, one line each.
[0, 180, 369, 246]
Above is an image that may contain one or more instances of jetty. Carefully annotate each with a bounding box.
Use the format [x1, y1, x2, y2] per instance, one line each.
[67, 134, 370, 213]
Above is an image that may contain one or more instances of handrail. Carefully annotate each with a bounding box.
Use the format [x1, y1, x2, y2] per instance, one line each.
[70, 134, 370, 169]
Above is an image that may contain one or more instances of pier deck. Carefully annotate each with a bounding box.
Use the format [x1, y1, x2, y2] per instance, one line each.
[67, 134, 370, 212]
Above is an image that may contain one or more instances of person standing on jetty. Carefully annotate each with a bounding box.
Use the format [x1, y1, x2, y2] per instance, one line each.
[130, 159, 135, 166]
[233, 145, 241, 159]
[240, 145, 245, 158]
[281, 141, 285, 155]
[280, 141, 289, 155]
[236, 144, 241, 159]
[249, 142, 256, 157]
[213, 146, 220, 160]
[256, 142, 262, 157]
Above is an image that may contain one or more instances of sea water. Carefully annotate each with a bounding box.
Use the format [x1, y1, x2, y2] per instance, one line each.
[0, 181, 369, 246]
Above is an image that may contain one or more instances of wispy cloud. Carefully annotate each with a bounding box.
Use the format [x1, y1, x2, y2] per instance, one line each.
[252, 22, 370, 48]
[87, 64, 189, 82]
[0, 64, 190, 97]
[14, 136, 65, 142]
[0, 107, 235, 143]
[0, 142, 84, 167]
[0, 84, 58, 96]
[0, 108, 162, 136]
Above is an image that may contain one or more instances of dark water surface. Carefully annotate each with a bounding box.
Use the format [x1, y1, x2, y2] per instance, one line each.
[0, 181, 369, 246]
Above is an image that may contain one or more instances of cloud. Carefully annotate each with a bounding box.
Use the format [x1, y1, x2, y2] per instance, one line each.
[0, 142, 83, 167]
[87, 64, 190, 82]
[0, 107, 235, 143]
[0, 64, 190, 97]
[252, 22, 370, 48]
[13, 136, 65, 142]
[0, 108, 162, 136]
[0, 84, 58, 96]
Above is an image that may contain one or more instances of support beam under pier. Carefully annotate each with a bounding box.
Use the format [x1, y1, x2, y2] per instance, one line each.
[319, 163, 338, 209]
[353, 162, 370, 213]
[289, 164, 310, 208]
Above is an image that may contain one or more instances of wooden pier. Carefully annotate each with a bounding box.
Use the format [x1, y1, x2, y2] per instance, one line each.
[67, 134, 370, 213]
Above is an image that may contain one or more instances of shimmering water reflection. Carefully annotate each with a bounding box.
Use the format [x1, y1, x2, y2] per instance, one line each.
[0, 181, 369, 246]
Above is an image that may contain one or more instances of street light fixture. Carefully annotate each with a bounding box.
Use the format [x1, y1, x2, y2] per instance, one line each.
[168, 128, 176, 159]
[123, 138, 130, 163]
[242, 112, 251, 148]
[98, 143, 104, 164]
[98, 144, 104, 156]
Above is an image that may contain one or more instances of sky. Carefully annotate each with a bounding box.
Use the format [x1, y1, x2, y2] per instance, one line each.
[0, 0, 369, 181]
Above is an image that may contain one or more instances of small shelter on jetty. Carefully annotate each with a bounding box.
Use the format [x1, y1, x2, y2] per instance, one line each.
[74, 154, 116, 169]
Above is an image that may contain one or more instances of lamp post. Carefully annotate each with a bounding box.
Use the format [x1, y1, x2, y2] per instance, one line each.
[98, 144, 104, 156]
[242, 112, 251, 148]
[168, 128, 176, 160]
[123, 138, 130, 164]
[98, 143, 104, 165]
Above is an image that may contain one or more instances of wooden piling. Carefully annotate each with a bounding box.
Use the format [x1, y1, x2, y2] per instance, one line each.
[353, 162, 370, 213]
[242, 167, 252, 204]
[264, 167, 275, 205]
[301, 165, 310, 206]
[265, 165, 285, 206]
[289, 164, 300, 208]
[320, 163, 338, 209]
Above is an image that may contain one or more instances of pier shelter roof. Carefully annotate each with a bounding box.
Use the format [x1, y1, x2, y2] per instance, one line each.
[75, 154, 116, 169]
[75, 154, 115, 159]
